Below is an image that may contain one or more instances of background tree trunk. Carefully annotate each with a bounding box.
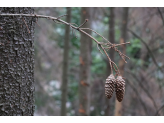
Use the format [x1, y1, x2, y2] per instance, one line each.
[105, 7, 115, 116]
[0, 7, 35, 116]
[114, 7, 129, 116]
[78, 7, 92, 116]
[61, 7, 71, 116]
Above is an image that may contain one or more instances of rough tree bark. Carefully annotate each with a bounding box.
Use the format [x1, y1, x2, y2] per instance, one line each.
[61, 7, 71, 116]
[105, 7, 115, 116]
[0, 7, 35, 116]
[78, 7, 92, 116]
[114, 7, 129, 116]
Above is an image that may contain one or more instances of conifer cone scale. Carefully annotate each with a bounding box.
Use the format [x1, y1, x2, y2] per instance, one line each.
[105, 74, 115, 99]
[115, 76, 125, 102]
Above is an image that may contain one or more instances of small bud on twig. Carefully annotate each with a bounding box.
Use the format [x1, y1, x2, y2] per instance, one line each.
[77, 19, 88, 29]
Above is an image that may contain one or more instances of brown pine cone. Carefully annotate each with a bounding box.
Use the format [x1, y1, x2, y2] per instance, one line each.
[115, 76, 125, 102]
[105, 74, 115, 99]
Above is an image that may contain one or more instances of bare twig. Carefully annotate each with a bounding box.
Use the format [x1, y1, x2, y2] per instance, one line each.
[126, 79, 149, 115]
[77, 19, 88, 29]
[53, 20, 65, 24]
[35, 17, 40, 27]
[81, 28, 130, 63]
[81, 28, 112, 44]
[128, 29, 163, 73]
[22, 18, 30, 33]
[0, 14, 101, 45]
[70, 24, 78, 38]
[0, 14, 110, 46]
[157, 7, 164, 26]
[126, 69, 158, 111]
[103, 42, 130, 49]
[36, 21, 40, 27]
[70, 23, 78, 27]
[100, 45, 120, 75]
[97, 44, 103, 55]
[114, 42, 130, 46]
[70, 27, 78, 39]
[155, 104, 164, 116]
[0, 13, 130, 76]
[112, 46, 130, 63]
[57, 14, 67, 19]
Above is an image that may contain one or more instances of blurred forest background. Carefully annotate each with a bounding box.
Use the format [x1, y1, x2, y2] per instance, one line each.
[33, 7, 164, 116]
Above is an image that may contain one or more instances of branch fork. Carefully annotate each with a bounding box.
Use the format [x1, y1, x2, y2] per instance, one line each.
[0, 13, 130, 76]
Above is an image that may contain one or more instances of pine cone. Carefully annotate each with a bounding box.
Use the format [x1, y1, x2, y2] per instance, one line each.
[105, 74, 115, 99]
[115, 76, 125, 102]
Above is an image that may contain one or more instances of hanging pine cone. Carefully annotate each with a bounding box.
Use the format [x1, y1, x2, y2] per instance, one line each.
[105, 74, 115, 99]
[115, 76, 125, 102]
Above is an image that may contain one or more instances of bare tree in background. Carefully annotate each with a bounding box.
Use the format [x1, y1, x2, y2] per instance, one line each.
[61, 7, 71, 116]
[78, 7, 92, 116]
[0, 7, 35, 116]
[114, 7, 129, 116]
[105, 7, 115, 116]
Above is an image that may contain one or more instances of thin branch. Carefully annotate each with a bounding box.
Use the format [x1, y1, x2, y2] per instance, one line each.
[36, 21, 40, 27]
[81, 28, 130, 63]
[126, 79, 149, 115]
[103, 42, 130, 49]
[105, 44, 130, 63]
[157, 7, 164, 26]
[97, 44, 103, 55]
[22, 18, 30, 33]
[77, 19, 88, 29]
[70, 23, 79, 27]
[70, 27, 78, 39]
[126, 69, 158, 111]
[100, 45, 120, 74]
[155, 104, 164, 116]
[0, 14, 100, 45]
[128, 29, 163, 73]
[114, 42, 130, 46]
[57, 14, 67, 19]
[0, 13, 130, 76]
[81, 28, 112, 44]
[69, 23, 79, 39]
[112, 46, 130, 63]
[79, 28, 101, 45]
[53, 20, 65, 24]
[34, 17, 40, 27]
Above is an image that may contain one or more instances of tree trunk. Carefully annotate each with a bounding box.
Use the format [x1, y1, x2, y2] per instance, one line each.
[114, 7, 129, 116]
[105, 7, 115, 116]
[0, 7, 35, 116]
[61, 7, 71, 116]
[78, 7, 92, 116]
